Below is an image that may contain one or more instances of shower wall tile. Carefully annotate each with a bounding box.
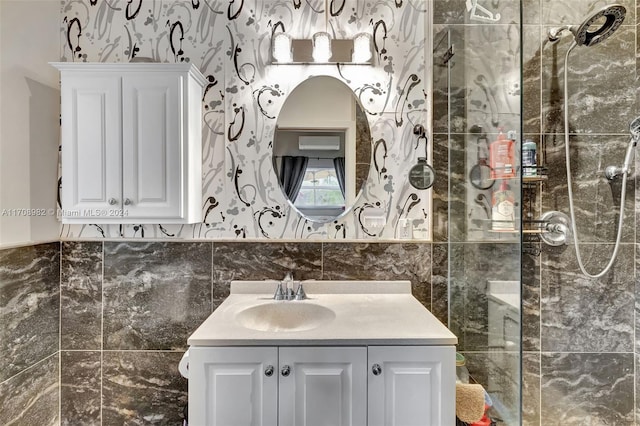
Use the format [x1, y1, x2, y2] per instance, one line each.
[0, 354, 59, 426]
[445, 134, 467, 242]
[463, 24, 521, 135]
[541, 352, 634, 425]
[433, 25, 467, 134]
[0, 243, 60, 383]
[637, 353, 640, 424]
[522, 352, 541, 426]
[433, 24, 452, 135]
[431, 243, 449, 325]
[434, 0, 520, 25]
[449, 243, 521, 351]
[432, 133, 450, 242]
[433, 0, 466, 25]
[541, 25, 636, 135]
[61, 241, 103, 350]
[542, 134, 635, 244]
[103, 242, 212, 351]
[322, 242, 432, 308]
[541, 243, 634, 352]
[541, 0, 636, 26]
[523, 25, 542, 134]
[464, 351, 521, 425]
[212, 242, 322, 307]
[102, 351, 187, 426]
[522, 244, 541, 352]
[636, 243, 640, 353]
[61, 351, 101, 426]
[522, 0, 541, 24]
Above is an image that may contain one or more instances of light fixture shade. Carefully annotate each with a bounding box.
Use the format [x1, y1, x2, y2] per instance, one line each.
[352, 32, 372, 63]
[272, 33, 292, 63]
[312, 32, 332, 62]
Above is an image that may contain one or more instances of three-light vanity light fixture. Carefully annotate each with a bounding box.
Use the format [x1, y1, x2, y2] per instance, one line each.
[271, 32, 373, 65]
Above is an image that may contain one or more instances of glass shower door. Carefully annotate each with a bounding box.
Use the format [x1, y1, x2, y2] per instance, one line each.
[433, 1, 523, 424]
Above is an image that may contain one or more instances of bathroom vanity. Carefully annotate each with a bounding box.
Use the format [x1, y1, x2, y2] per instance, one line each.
[187, 281, 457, 426]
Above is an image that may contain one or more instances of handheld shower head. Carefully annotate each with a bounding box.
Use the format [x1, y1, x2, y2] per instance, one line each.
[547, 4, 626, 46]
[571, 4, 626, 46]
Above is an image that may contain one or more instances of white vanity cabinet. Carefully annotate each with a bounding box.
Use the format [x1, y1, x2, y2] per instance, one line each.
[188, 345, 453, 426]
[368, 346, 455, 426]
[51, 63, 206, 224]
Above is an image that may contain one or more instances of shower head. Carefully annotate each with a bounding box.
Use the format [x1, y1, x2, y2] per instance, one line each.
[547, 4, 626, 47]
[630, 116, 640, 146]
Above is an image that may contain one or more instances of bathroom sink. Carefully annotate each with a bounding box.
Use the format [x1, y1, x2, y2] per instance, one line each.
[235, 302, 336, 332]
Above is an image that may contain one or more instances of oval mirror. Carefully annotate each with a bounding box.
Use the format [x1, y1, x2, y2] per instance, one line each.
[273, 76, 371, 222]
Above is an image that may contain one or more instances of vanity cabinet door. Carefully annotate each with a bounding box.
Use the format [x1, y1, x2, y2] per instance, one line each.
[188, 346, 278, 426]
[368, 346, 456, 426]
[278, 346, 367, 426]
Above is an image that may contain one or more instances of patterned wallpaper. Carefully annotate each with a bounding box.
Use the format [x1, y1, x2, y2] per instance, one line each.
[58, 0, 432, 240]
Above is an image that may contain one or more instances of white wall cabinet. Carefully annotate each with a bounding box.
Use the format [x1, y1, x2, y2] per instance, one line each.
[51, 63, 206, 224]
[189, 345, 454, 426]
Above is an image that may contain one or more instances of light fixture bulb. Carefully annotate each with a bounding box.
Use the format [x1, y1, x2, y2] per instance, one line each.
[272, 33, 292, 63]
[312, 32, 332, 62]
[352, 32, 372, 63]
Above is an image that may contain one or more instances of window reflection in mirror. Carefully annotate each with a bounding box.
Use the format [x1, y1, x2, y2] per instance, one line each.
[272, 76, 371, 222]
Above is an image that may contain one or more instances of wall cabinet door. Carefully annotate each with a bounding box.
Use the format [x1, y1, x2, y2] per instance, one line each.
[60, 73, 122, 214]
[121, 73, 182, 219]
[368, 346, 455, 426]
[278, 346, 367, 426]
[188, 346, 278, 426]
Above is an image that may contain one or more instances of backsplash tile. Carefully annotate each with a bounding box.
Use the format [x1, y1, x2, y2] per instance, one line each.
[0, 354, 59, 426]
[61, 351, 101, 426]
[61, 241, 103, 350]
[103, 242, 212, 351]
[212, 242, 323, 307]
[322, 242, 432, 308]
[102, 351, 187, 426]
[0, 243, 60, 382]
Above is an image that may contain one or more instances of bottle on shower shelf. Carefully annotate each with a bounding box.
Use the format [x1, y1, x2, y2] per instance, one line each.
[489, 128, 516, 179]
[522, 139, 537, 177]
[491, 180, 515, 231]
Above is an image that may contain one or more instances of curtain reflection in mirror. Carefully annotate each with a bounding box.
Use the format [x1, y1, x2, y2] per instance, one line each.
[278, 155, 309, 202]
[333, 157, 346, 196]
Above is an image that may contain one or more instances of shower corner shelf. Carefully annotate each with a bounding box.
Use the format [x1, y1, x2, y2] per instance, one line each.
[522, 166, 549, 256]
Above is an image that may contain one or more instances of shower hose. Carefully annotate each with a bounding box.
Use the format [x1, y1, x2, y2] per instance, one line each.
[563, 41, 633, 278]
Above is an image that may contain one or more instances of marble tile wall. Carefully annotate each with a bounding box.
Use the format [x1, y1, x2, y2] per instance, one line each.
[56, 240, 441, 425]
[519, 0, 639, 425]
[0, 242, 60, 425]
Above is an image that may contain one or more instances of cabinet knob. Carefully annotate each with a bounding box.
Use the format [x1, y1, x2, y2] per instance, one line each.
[281, 365, 291, 377]
[265, 365, 274, 377]
[108, 198, 118, 205]
[372, 363, 382, 376]
[124, 198, 132, 206]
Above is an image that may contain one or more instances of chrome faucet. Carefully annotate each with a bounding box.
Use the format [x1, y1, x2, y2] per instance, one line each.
[273, 272, 307, 301]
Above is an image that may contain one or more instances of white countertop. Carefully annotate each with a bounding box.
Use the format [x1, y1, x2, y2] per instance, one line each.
[188, 280, 457, 346]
